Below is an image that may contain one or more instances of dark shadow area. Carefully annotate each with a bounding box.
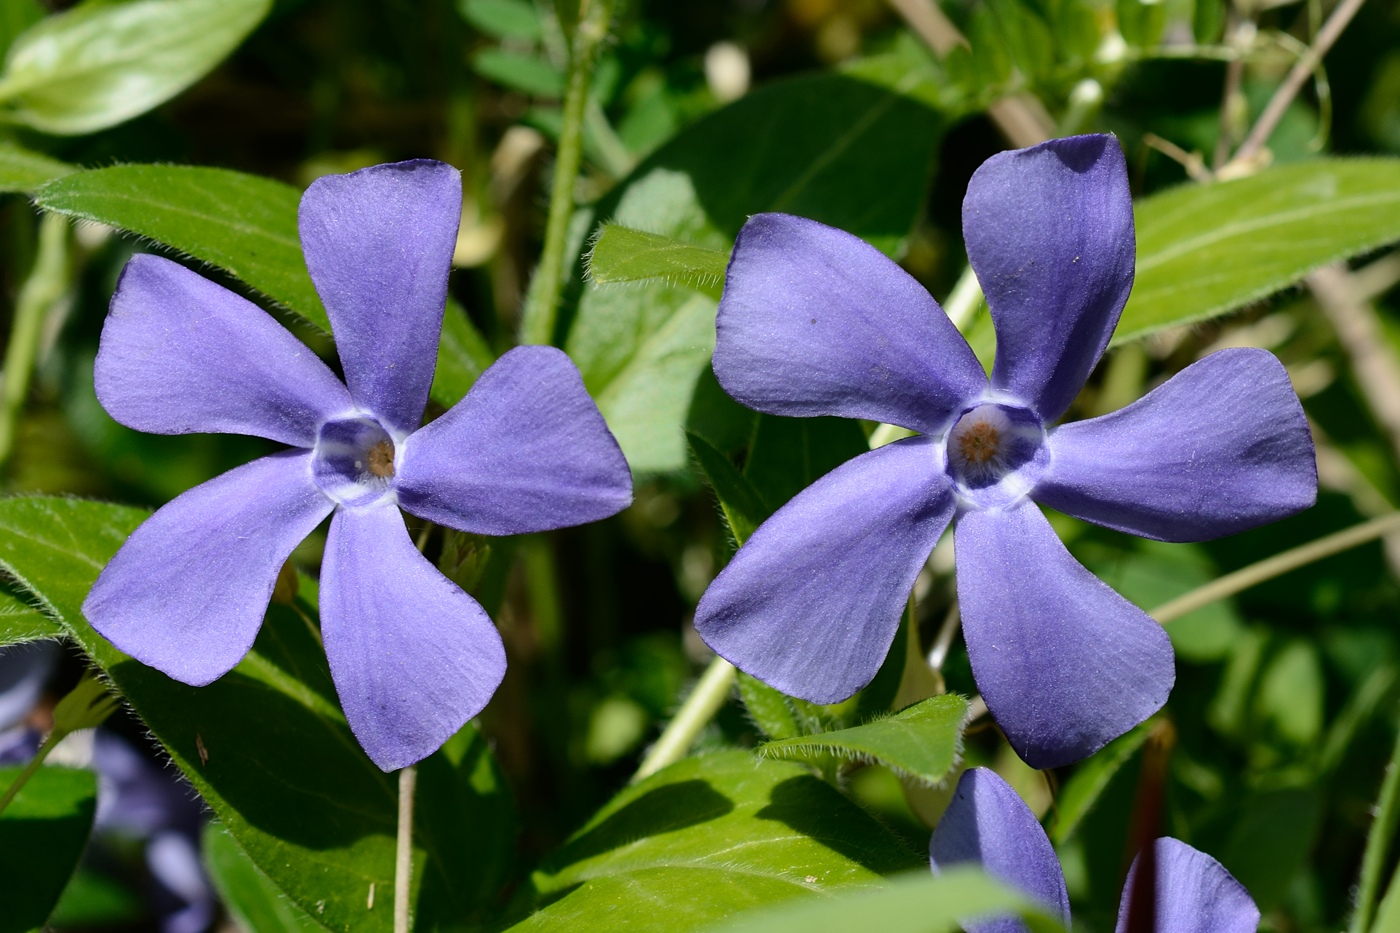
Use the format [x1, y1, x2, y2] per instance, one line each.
[544, 779, 734, 872]
[756, 775, 923, 874]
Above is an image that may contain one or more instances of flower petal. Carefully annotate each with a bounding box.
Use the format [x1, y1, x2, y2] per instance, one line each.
[397, 346, 632, 535]
[299, 160, 462, 436]
[1115, 838, 1260, 933]
[96, 254, 353, 446]
[713, 213, 986, 435]
[83, 451, 333, 686]
[929, 768, 1071, 933]
[320, 504, 506, 771]
[955, 502, 1174, 769]
[1036, 348, 1316, 542]
[694, 436, 954, 704]
[964, 135, 1134, 422]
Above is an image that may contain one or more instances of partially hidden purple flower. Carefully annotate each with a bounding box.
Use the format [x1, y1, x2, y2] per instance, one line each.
[929, 768, 1259, 933]
[83, 160, 633, 771]
[693, 134, 1316, 769]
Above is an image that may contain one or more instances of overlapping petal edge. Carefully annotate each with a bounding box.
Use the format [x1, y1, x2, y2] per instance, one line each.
[82, 159, 633, 772]
[694, 133, 1316, 769]
[929, 768, 1260, 933]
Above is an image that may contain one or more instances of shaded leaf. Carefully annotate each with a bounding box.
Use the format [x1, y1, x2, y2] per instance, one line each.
[0, 496, 516, 933]
[588, 225, 727, 297]
[0, 578, 60, 646]
[687, 431, 767, 545]
[1119, 159, 1400, 345]
[0, 765, 98, 933]
[0, 0, 271, 135]
[759, 696, 967, 786]
[738, 672, 801, 742]
[1050, 720, 1152, 844]
[473, 48, 563, 98]
[203, 823, 327, 933]
[459, 0, 543, 40]
[0, 142, 74, 195]
[509, 751, 923, 931]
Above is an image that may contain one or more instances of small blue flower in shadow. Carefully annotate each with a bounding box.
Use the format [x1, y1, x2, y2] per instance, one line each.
[83, 160, 632, 772]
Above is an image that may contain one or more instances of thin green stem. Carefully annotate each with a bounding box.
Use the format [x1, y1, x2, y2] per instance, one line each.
[1350, 718, 1400, 933]
[519, 0, 614, 346]
[0, 213, 69, 471]
[1151, 512, 1400, 624]
[0, 731, 59, 817]
[394, 764, 418, 933]
[633, 656, 736, 782]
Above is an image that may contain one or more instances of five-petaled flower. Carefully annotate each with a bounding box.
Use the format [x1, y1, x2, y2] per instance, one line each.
[930, 768, 1259, 933]
[693, 134, 1316, 769]
[83, 160, 633, 772]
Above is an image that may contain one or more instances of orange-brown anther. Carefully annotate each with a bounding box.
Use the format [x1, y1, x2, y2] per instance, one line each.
[367, 439, 396, 478]
[957, 421, 1001, 464]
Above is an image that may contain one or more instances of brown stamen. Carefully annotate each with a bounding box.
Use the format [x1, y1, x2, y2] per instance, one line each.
[367, 439, 396, 478]
[957, 421, 1001, 464]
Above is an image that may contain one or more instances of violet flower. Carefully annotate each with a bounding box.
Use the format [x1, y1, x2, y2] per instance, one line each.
[83, 160, 632, 771]
[929, 768, 1259, 933]
[694, 134, 1315, 768]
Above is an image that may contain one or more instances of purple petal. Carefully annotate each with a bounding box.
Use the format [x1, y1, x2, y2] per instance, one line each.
[397, 346, 632, 535]
[694, 436, 954, 703]
[83, 452, 334, 686]
[299, 160, 462, 436]
[955, 502, 1174, 769]
[1036, 348, 1316, 542]
[320, 504, 506, 771]
[96, 254, 353, 446]
[713, 213, 986, 435]
[964, 135, 1134, 422]
[929, 768, 1071, 933]
[1116, 838, 1260, 933]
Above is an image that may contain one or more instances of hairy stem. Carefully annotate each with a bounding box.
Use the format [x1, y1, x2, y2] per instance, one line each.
[0, 731, 59, 817]
[633, 656, 736, 781]
[519, 0, 614, 346]
[394, 764, 417, 933]
[1350, 719, 1400, 933]
[0, 213, 68, 472]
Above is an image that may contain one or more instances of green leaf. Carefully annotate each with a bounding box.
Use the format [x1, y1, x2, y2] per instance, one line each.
[459, 0, 543, 40]
[203, 823, 327, 933]
[567, 67, 947, 474]
[0, 142, 74, 195]
[587, 225, 727, 297]
[0, 765, 98, 933]
[1118, 159, 1400, 345]
[34, 164, 492, 406]
[473, 47, 564, 98]
[0, 0, 272, 135]
[687, 431, 767, 545]
[1219, 786, 1322, 912]
[1049, 720, 1152, 844]
[0, 496, 517, 933]
[738, 672, 802, 742]
[0, 577, 60, 645]
[759, 696, 967, 786]
[510, 751, 923, 931]
[702, 867, 1067, 933]
[743, 414, 869, 513]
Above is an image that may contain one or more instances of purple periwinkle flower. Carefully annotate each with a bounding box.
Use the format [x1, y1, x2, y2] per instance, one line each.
[83, 160, 632, 771]
[929, 768, 1259, 933]
[693, 134, 1316, 768]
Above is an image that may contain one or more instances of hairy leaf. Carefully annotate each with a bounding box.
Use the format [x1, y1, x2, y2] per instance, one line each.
[0, 765, 98, 933]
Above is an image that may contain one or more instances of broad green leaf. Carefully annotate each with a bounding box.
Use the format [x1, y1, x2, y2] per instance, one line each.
[35, 164, 493, 406]
[703, 868, 1067, 933]
[473, 48, 564, 98]
[0, 765, 98, 933]
[0, 0, 272, 135]
[1049, 720, 1152, 845]
[1118, 159, 1400, 345]
[567, 66, 947, 473]
[203, 823, 326, 933]
[510, 751, 923, 931]
[1219, 786, 1322, 912]
[0, 142, 74, 195]
[0, 577, 60, 645]
[743, 414, 869, 513]
[686, 431, 767, 545]
[588, 225, 727, 296]
[0, 496, 517, 933]
[760, 696, 967, 786]
[459, 0, 544, 40]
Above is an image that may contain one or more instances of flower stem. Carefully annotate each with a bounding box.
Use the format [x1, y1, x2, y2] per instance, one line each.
[632, 656, 736, 782]
[0, 213, 69, 472]
[0, 732, 58, 817]
[394, 764, 417, 933]
[518, 0, 614, 346]
[1151, 511, 1400, 624]
[1350, 717, 1400, 933]
[0, 671, 118, 817]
